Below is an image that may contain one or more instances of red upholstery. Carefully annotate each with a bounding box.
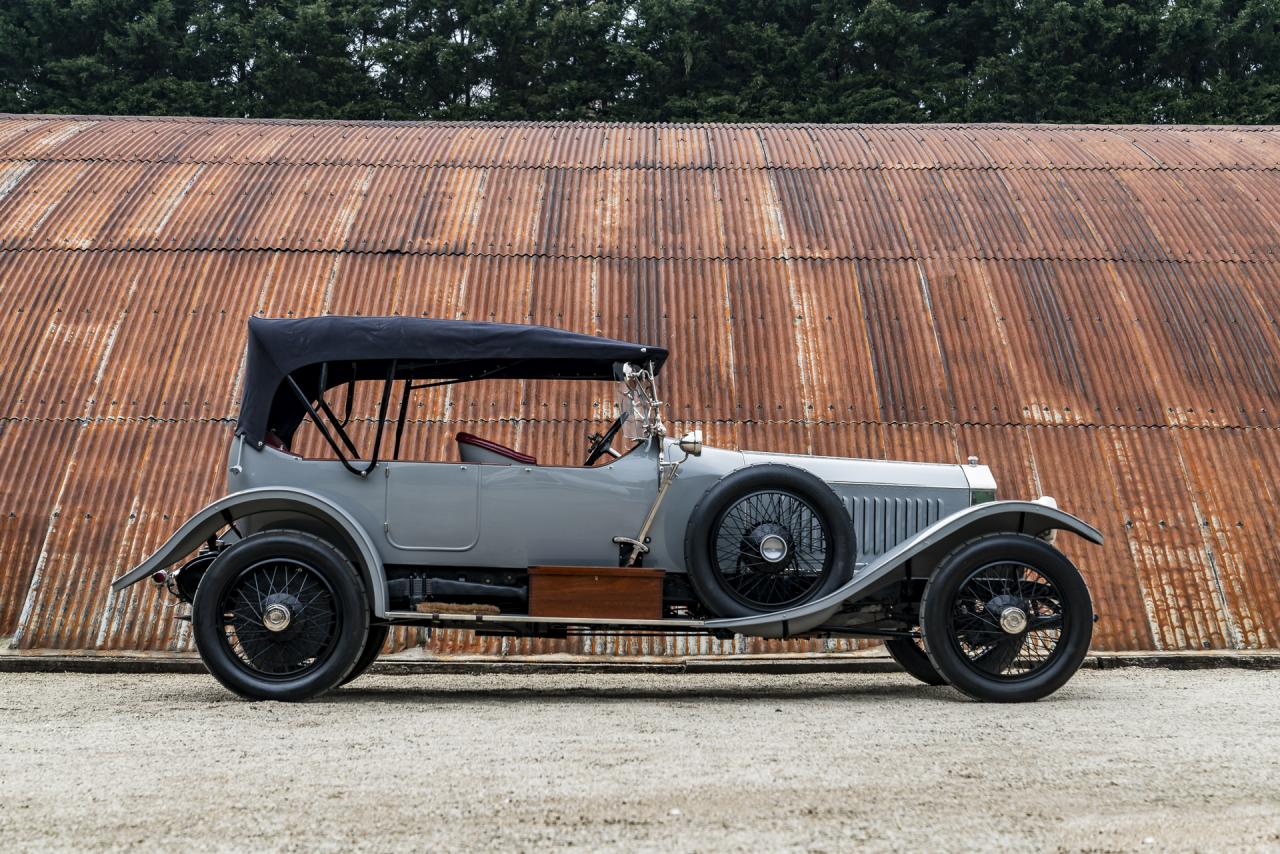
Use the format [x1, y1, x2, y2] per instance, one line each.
[456, 432, 537, 465]
[263, 430, 300, 457]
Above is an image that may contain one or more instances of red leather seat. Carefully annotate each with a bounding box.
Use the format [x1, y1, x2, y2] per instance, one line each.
[263, 430, 300, 457]
[456, 432, 537, 465]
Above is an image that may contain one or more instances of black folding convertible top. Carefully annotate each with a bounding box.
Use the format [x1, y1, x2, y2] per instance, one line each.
[237, 315, 667, 447]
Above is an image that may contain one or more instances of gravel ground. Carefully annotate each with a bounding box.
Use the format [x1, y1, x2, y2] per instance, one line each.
[1, 668, 1277, 852]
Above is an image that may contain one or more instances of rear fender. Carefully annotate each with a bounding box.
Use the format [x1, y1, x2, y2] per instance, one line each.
[109, 487, 388, 616]
[708, 499, 1102, 638]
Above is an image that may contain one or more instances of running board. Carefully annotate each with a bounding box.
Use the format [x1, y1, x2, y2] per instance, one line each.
[384, 609, 706, 631]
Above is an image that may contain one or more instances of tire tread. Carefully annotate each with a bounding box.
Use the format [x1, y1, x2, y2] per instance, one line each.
[919, 532, 1092, 703]
[193, 530, 370, 701]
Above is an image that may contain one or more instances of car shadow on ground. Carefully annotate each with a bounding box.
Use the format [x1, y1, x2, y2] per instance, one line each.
[308, 678, 957, 706]
[160, 675, 1098, 706]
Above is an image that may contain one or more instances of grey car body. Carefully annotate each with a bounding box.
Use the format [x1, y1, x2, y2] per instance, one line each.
[113, 316, 1100, 643]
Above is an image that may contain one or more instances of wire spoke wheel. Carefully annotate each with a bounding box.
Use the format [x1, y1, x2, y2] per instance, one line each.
[947, 561, 1065, 680]
[709, 489, 832, 609]
[219, 558, 340, 680]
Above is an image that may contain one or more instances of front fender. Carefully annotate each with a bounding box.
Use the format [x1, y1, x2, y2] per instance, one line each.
[708, 499, 1102, 638]
[110, 487, 388, 616]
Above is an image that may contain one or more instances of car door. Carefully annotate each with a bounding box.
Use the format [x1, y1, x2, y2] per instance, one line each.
[383, 461, 481, 551]
[473, 448, 659, 568]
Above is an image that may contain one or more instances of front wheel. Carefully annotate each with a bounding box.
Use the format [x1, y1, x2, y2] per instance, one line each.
[919, 533, 1093, 702]
[884, 637, 948, 686]
[192, 531, 369, 701]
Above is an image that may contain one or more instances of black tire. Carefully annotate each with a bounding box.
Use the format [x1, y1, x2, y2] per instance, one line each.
[920, 533, 1093, 703]
[339, 623, 390, 686]
[684, 464, 855, 617]
[884, 637, 948, 686]
[192, 530, 369, 701]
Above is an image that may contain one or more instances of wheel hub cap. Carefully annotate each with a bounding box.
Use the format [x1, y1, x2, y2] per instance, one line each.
[745, 522, 793, 569]
[714, 490, 831, 609]
[263, 602, 292, 632]
[999, 606, 1028, 634]
[759, 533, 789, 563]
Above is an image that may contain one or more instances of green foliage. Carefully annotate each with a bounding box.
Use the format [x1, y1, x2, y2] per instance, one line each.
[0, 0, 1277, 122]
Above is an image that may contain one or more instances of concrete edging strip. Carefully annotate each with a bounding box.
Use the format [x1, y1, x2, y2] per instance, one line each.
[1, 650, 1276, 675]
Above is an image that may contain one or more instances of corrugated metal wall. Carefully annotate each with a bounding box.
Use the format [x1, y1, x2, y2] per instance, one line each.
[2, 114, 1280, 655]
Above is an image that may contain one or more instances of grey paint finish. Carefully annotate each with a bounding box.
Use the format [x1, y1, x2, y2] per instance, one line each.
[384, 463, 481, 550]
[104, 317, 1104, 652]
[707, 500, 1103, 637]
[227, 438, 972, 575]
[740, 449, 972, 490]
[113, 430, 1052, 627]
[379, 500, 1100, 636]
[109, 486, 390, 615]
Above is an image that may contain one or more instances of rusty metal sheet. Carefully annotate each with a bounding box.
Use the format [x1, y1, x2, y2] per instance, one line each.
[975, 258, 1159, 426]
[11, 420, 226, 650]
[531, 167, 604, 257]
[1095, 426, 1237, 650]
[1105, 261, 1280, 428]
[883, 169, 979, 257]
[0, 250, 137, 421]
[970, 126, 1154, 169]
[859, 125, 993, 169]
[781, 259, 884, 424]
[706, 124, 769, 168]
[1174, 427, 1280, 648]
[400, 167, 490, 255]
[806, 125, 878, 168]
[857, 125, 943, 169]
[758, 126, 825, 168]
[1119, 127, 1268, 170]
[601, 124, 659, 169]
[1219, 129, 1280, 170]
[826, 168, 915, 259]
[1172, 169, 1280, 262]
[0, 116, 66, 151]
[1053, 170, 1174, 261]
[0, 117, 102, 159]
[909, 126, 998, 169]
[1113, 169, 1234, 262]
[598, 169, 721, 259]
[852, 259, 954, 423]
[465, 167, 545, 256]
[1023, 424, 1157, 651]
[769, 168, 842, 259]
[0, 420, 84, 637]
[915, 258, 1024, 424]
[942, 169, 1038, 259]
[994, 169, 1113, 260]
[3, 115, 1280, 654]
[655, 125, 713, 169]
[712, 167, 785, 258]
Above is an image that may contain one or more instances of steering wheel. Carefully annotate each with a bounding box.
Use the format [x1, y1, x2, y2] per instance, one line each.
[584, 413, 628, 466]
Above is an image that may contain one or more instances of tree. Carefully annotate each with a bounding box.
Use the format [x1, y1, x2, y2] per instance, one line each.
[0, 0, 1277, 124]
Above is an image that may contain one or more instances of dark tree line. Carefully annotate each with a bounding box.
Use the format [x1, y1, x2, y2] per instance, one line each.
[2, 0, 1279, 123]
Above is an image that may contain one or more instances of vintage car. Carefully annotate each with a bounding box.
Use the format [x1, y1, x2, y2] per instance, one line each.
[112, 316, 1102, 702]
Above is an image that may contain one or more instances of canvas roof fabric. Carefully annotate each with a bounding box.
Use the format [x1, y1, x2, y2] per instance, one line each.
[240, 315, 666, 445]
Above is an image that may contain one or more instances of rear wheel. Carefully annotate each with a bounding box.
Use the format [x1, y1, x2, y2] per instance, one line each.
[884, 636, 948, 686]
[339, 623, 389, 686]
[920, 533, 1092, 702]
[193, 531, 368, 701]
